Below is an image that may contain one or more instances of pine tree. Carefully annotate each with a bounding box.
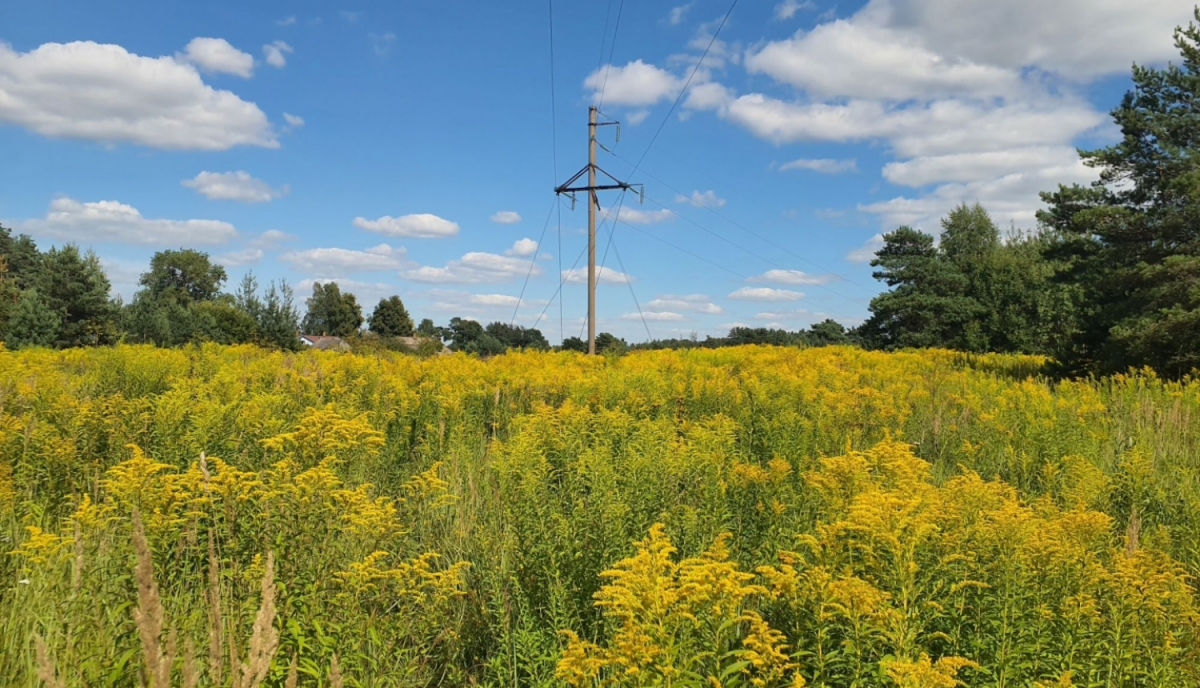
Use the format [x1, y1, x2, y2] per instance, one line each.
[5, 289, 61, 349]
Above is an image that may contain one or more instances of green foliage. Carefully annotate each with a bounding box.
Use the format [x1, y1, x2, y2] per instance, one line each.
[369, 295, 415, 337]
[34, 245, 118, 348]
[1039, 9, 1200, 377]
[302, 282, 363, 337]
[138, 248, 227, 304]
[4, 289, 60, 348]
[861, 205, 1071, 356]
[485, 322, 549, 350]
[416, 317, 441, 338]
[560, 336, 587, 353]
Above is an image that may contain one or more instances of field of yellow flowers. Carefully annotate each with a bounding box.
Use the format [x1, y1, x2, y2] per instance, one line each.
[2, 344, 1199, 687]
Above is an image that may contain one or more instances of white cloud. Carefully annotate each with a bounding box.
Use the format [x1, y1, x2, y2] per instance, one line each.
[674, 190, 727, 208]
[878, 0, 1195, 80]
[746, 22, 1022, 101]
[846, 234, 884, 262]
[668, 3, 694, 25]
[282, 244, 407, 278]
[602, 206, 674, 224]
[881, 146, 1079, 187]
[19, 197, 238, 246]
[0, 40, 276, 150]
[283, 112, 304, 127]
[506, 238, 539, 257]
[646, 294, 723, 314]
[584, 60, 682, 107]
[339, 10, 363, 23]
[276, 16, 297, 26]
[562, 266, 634, 285]
[626, 110, 651, 126]
[262, 40, 293, 68]
[728, 287, 804, 301]
[216, 248, 264, 266]
[624, 311, 685, 321]
[353, 213, 459, 238]
[861, 158, 1096, 229]
[182, 171, 286, 203]
[370, 32, 396, 57]
[178, 37, 254, 78]
[490, 211, 521, 224]
[404, 252, 539, 284]
[249, 229, 296, 248]
[754, 269, 834, 285]
[774, 0, 815, 20]
[779, 158, 857, 174]
[754, 308, 815, 321]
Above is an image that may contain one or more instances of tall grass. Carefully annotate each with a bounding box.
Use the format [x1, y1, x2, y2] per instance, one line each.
[1, 344, 1198, 685]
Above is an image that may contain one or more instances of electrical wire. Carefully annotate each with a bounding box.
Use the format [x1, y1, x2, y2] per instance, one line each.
[510, 199, 560, 326]
[632, 0, 739, 173]
[595, 0, 626, 112]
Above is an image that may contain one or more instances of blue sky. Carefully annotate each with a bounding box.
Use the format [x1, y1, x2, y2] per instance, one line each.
[0, 0, 1194, 342]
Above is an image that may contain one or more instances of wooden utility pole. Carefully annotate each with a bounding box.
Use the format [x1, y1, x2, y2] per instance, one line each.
[555, 106, 641, 354]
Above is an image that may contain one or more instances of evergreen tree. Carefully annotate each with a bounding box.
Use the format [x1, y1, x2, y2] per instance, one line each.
[302, 282, 362, 337]
[259, 280, 301, 350]
[416, 318, 441, 338]
[368, 296, 415, 337]
[1039, 9, 1200, 377]
[5, 289, 60, 349]
[35, 245, 117, 348]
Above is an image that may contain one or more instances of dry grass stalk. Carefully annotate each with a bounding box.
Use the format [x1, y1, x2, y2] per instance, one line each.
[285, 653, 299, 688]
[33, 634, 65, 688]
[131, 508, 174, 688]
[330, 653, 345, 688]
[236, 551, 279, 688]
[182, 639, 200, 688]
[207, 529, 223, 685]
[1126, 506, 1143, 556]
[71, 519, 83, 595]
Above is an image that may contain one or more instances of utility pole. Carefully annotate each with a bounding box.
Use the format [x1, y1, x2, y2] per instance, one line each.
[555, 106, 642, 354]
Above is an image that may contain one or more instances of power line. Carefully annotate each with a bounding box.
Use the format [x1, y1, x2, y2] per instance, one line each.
[638, 192, 866, 306]
[547, 0, 563, 340]
[606, 148, 875, 293]
[534, 241, 588, 331]
[510, 199, 560, 326]
[607, 214, 864, 324]
[595, 0, 626, 112]
[610, 234, 652, 340]
[633, 0, 739, 173]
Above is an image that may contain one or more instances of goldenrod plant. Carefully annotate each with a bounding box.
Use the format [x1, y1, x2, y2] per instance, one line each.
[2, 343, 1200, 685]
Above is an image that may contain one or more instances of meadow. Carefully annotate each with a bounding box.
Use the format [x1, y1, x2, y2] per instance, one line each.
[2, 344, 1199, 687]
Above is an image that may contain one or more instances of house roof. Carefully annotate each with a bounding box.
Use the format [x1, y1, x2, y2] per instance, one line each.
[300, 334, 350, 351]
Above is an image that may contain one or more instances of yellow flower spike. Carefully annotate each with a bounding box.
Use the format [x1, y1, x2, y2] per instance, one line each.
[8, 525, 72, 566]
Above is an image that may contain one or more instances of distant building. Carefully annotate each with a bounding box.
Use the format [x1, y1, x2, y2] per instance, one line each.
[299, 334, 351, 352]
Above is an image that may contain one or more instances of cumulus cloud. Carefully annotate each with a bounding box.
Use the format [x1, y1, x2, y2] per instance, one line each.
[774, 0, 815, 20]
[0, 40, 276, 150]
[249, 229, 296, 248]
[353, 213, 459, 238]
[216, 248, 264, 266]
[584, 60, 682, 107]
[846, 234, 885, 262]
[881, 146, 1080, 187]
[281, 244, 407, 278]
[754, 269, 834, 285]
[674, 190, 727, 208]
[646, 294, 723, 314]
[404, 252, 539, 284]
[626, 110, 651, 126]
[668, 3, 694, 25]
[178, 37, 254, 77]
[18, 197, 238, 246]
[728, 287, 804, 301]
[490, 211, 521, 224]
[283, 112, 304, 127]
[624, 311, 685, 321]
[562, 266, 634, 284]
[182, 171, 286, 203]
[506, 238, 539, 257]
[262, 40, 293, 68]
[779, 158, 857, 174]
[276, 16, 297, 26]
[602, 206, 674, 224]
